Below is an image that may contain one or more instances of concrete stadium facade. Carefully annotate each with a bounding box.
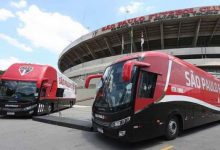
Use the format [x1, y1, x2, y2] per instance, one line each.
[58, 6, 220, 99]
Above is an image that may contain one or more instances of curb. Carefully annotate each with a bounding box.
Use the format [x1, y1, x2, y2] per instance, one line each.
[76, 97, 94, 103]
[33, 115, 93, 132]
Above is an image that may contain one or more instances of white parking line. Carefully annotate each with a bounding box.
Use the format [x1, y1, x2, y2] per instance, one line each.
[74, 105, 92, 108]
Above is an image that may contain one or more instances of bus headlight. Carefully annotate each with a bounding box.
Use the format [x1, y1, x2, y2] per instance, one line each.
[111, 116, 131, 128]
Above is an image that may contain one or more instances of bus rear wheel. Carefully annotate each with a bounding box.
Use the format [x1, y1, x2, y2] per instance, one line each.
[165, 116, 179, 140]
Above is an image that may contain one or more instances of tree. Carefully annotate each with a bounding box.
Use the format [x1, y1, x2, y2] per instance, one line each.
[0, 70, 5, 75]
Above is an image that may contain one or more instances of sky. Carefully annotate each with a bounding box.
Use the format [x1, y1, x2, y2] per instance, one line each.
[0, 0, 219, 71]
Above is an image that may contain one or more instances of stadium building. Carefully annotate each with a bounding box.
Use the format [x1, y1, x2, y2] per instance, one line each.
[58, 6, 220, 99]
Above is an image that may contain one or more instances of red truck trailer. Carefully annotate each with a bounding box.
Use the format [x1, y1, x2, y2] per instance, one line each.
[85, 51, 220, 142]
[0, 63, 76, 116]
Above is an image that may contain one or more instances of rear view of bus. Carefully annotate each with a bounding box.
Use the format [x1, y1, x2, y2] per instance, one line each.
[85, 51, 220, 142]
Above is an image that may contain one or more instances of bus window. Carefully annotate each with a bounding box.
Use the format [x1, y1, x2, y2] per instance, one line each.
[138, 71, 157, 98]
[56, 88, 64, 97]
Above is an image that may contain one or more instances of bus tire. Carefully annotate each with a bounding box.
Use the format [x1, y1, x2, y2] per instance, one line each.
[48, 103, 53, 114]
[165, 116, 179, 140]
[70, 101, 73, 108]
[34, 106, 39, 116]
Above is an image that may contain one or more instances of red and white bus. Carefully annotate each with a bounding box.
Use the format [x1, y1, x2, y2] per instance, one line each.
[85, 51, 220, 142]
[0, 63, 76, 116]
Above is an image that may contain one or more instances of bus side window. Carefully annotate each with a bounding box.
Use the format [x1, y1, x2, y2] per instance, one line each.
[138, 71, 157, 98]
[56, 88, 64, 97]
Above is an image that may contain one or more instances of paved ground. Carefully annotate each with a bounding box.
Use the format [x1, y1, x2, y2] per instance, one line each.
[33, 105, 93, 131]
[76, 99, 95, 106]
[0, 99, 220, 150]
[0, 115, 219, 150]
[51, 105, 92, 122]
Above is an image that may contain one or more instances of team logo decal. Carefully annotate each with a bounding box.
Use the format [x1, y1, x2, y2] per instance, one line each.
[19, 66, 33, 76]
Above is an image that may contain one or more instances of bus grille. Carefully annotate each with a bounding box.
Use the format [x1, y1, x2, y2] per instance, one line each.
[2, 108, 23, 112]
[94, 118, 110, 127]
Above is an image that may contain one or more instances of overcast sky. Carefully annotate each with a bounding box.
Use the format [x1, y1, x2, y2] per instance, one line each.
[0, 0, 219, 71]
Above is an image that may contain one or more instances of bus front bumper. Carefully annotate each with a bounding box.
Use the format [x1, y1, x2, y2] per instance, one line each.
[0, 104, 37, 116]
[93, 120, 134, 142]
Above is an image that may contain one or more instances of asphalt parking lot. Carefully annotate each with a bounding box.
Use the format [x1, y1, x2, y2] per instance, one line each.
[0, 100, 220, 150]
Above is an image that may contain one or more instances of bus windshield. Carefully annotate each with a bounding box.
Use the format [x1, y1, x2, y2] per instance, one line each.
[0, 80, 37, 102]
[94, 61, 136, 111]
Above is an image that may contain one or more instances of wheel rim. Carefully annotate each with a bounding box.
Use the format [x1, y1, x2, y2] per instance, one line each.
[168, 120, 177, 135]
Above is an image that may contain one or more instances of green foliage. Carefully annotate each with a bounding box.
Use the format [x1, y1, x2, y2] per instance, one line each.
[0, 70, 5, 75]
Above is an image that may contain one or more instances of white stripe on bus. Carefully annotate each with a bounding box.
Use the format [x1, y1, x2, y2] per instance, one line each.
[159, 95, 220, 111]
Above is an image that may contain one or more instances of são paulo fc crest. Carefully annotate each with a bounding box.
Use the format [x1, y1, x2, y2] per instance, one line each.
[19, 66, 33, 76]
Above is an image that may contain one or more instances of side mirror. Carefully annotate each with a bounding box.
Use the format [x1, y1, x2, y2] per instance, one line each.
[42, 78, 50, 88]
[0, 75, 2, 85]
[37, 78, 48, 88]
[85, 74, 103, 88]
[42, 83, 50, 88]
[122, 60, 150, 82]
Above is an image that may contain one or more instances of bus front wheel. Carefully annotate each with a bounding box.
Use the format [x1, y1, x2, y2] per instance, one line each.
[70, 101, 74, 108]
[165, 116, 179, 140]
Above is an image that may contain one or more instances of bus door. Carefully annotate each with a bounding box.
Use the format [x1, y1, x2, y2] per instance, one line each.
[134, 70, 158, 114]
[37, 80, 51, 114]
[132, 70, 158, 139]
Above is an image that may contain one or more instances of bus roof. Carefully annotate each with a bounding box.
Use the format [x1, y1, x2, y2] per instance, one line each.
[113, 51, 170, 64]
[113, 51, 219, 81]
[1, 63, 56, 82]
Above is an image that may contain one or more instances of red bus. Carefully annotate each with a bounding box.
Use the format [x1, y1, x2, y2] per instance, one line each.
[0, 63, 76, 116]
[85, 51, 220, 142]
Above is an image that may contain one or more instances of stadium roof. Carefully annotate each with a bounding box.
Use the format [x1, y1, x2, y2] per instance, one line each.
[58, 6, 220, 72]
